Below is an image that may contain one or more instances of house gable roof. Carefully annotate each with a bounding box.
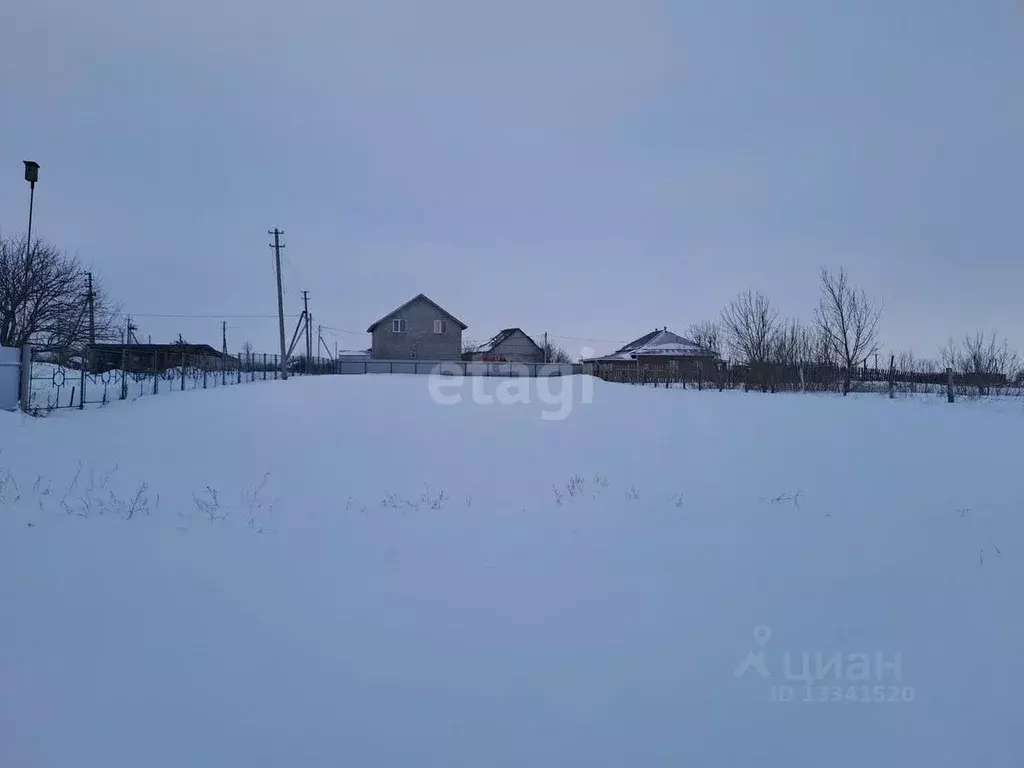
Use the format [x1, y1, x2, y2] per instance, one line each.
[478, 328, 543, 354]
[618, 329, 662, 353]
[366, 293, 469, 333]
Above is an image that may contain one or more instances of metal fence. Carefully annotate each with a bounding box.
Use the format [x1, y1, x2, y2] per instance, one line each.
[22, 348, 583, 414]
[20, 341, 1022, 414]
[590, 360, 1024, 400]
[337, 360, 582, 377]
[24, 349, 300, 414]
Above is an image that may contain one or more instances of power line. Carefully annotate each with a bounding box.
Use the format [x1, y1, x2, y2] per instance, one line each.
[318, 325, 623, 345]
[114, 315, 623, 349]
[283, 251, 300, 296]
[532, 331, 629, 344]
[120, 313, 299, 319]
[320, 325, 366, 336]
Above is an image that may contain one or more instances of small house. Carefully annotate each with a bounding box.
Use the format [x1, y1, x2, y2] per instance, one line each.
[463, 328, 545, 363]
[582, 328, 720, 380]
[89, 343, 238, 373]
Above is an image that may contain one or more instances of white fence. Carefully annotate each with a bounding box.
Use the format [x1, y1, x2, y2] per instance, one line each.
[0, 346, 22, 412]
[339, 360, 582, 377]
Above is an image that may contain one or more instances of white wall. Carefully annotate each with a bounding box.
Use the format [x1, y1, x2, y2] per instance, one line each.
[0, 346, 21, 411]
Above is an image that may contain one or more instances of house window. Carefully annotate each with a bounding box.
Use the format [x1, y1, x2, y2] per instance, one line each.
[392, 318, 407, 333]
[434, 319, 447, 334]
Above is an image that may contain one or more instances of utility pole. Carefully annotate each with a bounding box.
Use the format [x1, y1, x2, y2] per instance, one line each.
[86, 272, 96, 345]
[301, 290, 311, 365]
[121, 316, 136, 400]
[81, 271, 95, 372]
[269, 228, 288, 380]
[221, 321, 228, 386]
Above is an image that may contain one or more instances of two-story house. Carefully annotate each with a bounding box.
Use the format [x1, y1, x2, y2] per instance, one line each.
[366, 294, 467, 361]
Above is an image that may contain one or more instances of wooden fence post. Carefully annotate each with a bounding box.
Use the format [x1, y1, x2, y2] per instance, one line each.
[946, 367, 955, 403]
[181, 353, 187, 391]
[888, 354, 895, 399]
[120, 345, 128, 400]
[153, 352, 159, 394]
[78, 349, 87, 410]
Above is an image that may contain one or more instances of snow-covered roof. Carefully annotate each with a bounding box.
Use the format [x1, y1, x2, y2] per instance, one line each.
[582, 329, 716, 362]
[478, 328, 542, 354]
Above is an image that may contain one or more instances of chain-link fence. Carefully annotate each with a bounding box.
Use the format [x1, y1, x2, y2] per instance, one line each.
[23, 345, 588, 415]
[23, 345, 336, 414]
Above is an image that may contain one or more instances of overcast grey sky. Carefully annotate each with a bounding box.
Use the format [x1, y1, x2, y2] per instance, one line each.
[2, 0, 1022, 359]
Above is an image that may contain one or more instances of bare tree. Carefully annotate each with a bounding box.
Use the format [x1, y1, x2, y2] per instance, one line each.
[719, 290, 779, 364]
[541, 338, 573, 364]
[895, 349, 916, 372]
[240, 340, 255, 367]
[796, 324, 832, 367]
[1, 234, 120, 355]
[769, 318, 806, 367]
[941, 331, 1020, 396]
[461, 339, 481, 356]
[687, 320, 722, 357]
[889, 349, 940, 393]
[814, 267, 882, 394]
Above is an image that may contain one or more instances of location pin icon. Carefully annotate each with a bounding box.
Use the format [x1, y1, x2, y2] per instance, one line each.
[753, 625, 772, 646]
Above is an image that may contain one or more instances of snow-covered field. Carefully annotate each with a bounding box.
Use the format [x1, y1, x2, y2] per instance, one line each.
[1, 375, 1022, 767]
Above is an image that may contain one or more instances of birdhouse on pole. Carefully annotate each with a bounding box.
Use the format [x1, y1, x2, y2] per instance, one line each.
[23, 161, 40, 186]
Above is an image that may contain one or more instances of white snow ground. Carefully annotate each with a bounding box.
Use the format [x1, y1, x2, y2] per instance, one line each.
[1, 375, 1022, 767]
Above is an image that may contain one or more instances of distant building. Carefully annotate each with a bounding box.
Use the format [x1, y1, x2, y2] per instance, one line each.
[581, 328, 720, 378]
[366, 294, 467, 361]
[89, 343, 238, 373]
[463, 328, 544, 363]
[336, 349, 371, 361]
